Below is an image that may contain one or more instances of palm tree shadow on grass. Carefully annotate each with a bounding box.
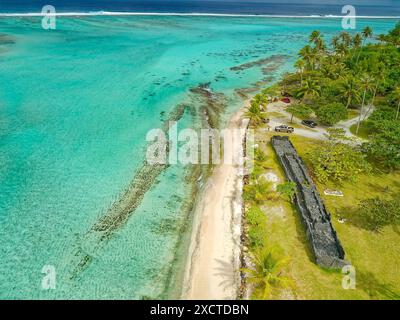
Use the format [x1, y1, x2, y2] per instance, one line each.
[357, 271, 400, 300]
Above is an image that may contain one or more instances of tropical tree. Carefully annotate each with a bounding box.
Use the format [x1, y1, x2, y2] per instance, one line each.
[331, 35, 340, 52]
[356, 26, 373, 63]
[276, 182, 297, 202]
[242, 246, 293, 299]
[253, 93, 268, 111]
[294, 59, 306, 85]
[353, 33, 362, 48]
[339, 31, 352, 48]
[393, 86, 400, 120]
[299, 45, 316, 70]
[352, 33, 362, 61]
[309, 30, 321, 45]
[309, 128, 371, 183]
[316, 102, 348, 126]
[286, 104, 313, 123]
[340, 76, 360, 108]
[243, 177, 273, 204]
[296, 78, 321, 101]
[362, 26, 373, 40]
[356, 74, 374, 134]
[245, 100, 265, 126]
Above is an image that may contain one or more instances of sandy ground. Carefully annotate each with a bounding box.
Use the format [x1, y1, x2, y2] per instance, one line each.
[181, 108, 249, 300]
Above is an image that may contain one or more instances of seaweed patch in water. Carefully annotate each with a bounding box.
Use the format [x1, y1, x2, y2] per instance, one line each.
[230, 54, 288, 72]
[69, 102, 194, 280]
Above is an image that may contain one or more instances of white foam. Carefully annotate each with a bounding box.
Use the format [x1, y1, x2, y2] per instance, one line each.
[0, 11, 399, 19]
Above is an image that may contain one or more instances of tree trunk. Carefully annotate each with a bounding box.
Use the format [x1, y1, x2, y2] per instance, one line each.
[355, 39, 365, 64]
[290, 113, 294, 124]
[346, 96, 351, 109]
[396, 100, 400, 120]
[362, 82, 378, 121]
[356, 90, 366, 135]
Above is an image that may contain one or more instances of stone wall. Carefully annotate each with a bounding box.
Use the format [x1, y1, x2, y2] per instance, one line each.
[271, 136, 347, 269]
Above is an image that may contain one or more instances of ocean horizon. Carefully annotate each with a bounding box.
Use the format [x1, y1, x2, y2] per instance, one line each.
[0, 0, 399, 16]
[0, 1, 399, 300]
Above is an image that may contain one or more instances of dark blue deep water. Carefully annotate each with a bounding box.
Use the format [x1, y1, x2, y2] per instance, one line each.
[0, 0, 399, 16]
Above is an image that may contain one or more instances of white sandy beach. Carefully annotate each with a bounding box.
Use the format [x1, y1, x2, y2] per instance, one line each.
[181, 107, 249, 300]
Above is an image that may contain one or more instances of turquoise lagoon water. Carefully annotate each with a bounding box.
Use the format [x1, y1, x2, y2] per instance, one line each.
[0, 16, 396, 299]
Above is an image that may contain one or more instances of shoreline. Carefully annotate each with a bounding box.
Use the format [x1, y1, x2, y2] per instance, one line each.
[181, 104, 250, 300]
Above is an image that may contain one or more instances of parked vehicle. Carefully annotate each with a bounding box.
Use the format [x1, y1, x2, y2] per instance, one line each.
[301, 120, 318, 128]
[281, 97, 291, 104]
[262, 117, 270, 124]
[275, 125, 294, 133]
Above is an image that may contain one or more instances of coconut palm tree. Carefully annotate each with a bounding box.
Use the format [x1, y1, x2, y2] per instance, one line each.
[242, 246, 293, 299]
[296, 78, 321, 101]
[340, 31, 352, 48]
[362, 26, 373, 41]
[309, 30, 326, 55]
[245, 101, 264, 126]
[253, 93, 268, 111]
[294, 59, 306, 84]
[299, 45, 316, 70]
[244, 177, 273, 204]
[341, 76, 361, 108]
[356, 26, 373, 63]
[352, 33, 362, 61]
[309, 30, 321, 45]
[356, 74, 374, 134]
[331, 36, 340, 52]
[393, 86, 400, 120]
[369, 63, 385, 106]
[353, 33, 362, 48]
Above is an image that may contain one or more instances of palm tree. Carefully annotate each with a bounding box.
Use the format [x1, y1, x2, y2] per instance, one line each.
[339, 31, 352, 48]
[356, 26, 373, 63]
[294, 59, 306, 84]
[393, 86, 400, 120]
[299, 45, 316, 70]
[361, 64, 385, 120]
[296, 78, 321, 101]
[362, 26, 373, 41]
[356, 74, 374, 134]
[253, 93, 268, 111]
[353, 33, 362, 48]
[245, 101, 264, 126]
[341, 76, 360, 108]
[352, 33, 362, 61]
[244, 177, 273, 204]
[309, 30, 321, 44]
[321, 63, 336, 79]
[331, 36, 340, 52]
[335, 62, 349, 80]
[242, 246, 293, 299]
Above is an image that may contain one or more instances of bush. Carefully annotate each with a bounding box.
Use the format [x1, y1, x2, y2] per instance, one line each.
[308, 129, 371, 183]
[350, 196, 400, 232]
[246, 206, 267, 227]
[316, 102, 348, 125]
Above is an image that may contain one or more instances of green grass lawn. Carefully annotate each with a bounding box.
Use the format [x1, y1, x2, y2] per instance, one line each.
[348, 109, 360, 120]
[245, 132, 400, 300]
[350, 122, 371, 139]
[265, 111, 286, 119]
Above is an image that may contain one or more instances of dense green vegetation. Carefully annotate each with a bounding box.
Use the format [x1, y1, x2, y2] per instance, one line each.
[308, 128, 371, 183]
[243, 22, 400, 300]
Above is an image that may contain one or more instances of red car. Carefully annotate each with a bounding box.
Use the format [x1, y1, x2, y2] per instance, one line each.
[281, 97, 291, 103]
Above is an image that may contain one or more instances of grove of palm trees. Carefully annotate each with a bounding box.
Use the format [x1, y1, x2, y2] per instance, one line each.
[242, 23, 400, 300]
